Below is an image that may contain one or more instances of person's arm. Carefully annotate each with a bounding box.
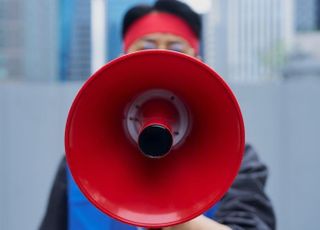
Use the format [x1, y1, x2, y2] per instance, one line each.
[213, 144, 276, 230]
[39, 157, 68, 230]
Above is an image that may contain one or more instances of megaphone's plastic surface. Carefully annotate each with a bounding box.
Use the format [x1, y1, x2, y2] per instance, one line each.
[65, 50, 245, 228]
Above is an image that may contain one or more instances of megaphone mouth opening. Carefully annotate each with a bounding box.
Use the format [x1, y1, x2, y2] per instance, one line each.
[125, 89, 191, 152]
[138, 124, 173, 158]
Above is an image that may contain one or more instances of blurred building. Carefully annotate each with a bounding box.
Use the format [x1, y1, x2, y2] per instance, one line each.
[295, 0, 320, 31]
[0, 0, 23, 80]
[283, 0, 320, 79]
[60, 0, 91, 81]
[203, 0, 294, 83]
[60, 0, 155, 80]
[0, 0, 58, 81]
[0, 0, 91, 82]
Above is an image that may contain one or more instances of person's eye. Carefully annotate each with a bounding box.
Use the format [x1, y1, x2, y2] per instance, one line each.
[141, 41, 157, 50]
[168, 43, 185, 53]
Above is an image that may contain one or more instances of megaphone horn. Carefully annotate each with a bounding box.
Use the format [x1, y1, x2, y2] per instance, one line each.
[65, 50, 245, 228]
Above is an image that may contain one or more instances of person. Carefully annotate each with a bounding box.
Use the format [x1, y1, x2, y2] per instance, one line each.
[40, 1, 276, 229]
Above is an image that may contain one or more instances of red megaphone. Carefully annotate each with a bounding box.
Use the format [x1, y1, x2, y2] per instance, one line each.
[65, 50, 245, 228]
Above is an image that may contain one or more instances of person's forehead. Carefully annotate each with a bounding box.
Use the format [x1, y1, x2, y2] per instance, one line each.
[137, 33, 190, 43]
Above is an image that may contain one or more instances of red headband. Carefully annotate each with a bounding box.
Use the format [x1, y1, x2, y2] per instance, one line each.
[124, 12, 199, 54]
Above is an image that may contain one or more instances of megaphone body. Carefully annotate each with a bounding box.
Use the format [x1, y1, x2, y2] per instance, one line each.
[65, 50, 245, 228]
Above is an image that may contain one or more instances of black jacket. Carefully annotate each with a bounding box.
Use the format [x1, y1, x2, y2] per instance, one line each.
[39, 145, 276, 230]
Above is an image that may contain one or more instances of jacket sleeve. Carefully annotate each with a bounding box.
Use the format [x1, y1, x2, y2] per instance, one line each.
[39, 157, 68, 230]
[214, 145, 276, 230]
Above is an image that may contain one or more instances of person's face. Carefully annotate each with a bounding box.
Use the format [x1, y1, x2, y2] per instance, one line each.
[126, 33, 197, 58]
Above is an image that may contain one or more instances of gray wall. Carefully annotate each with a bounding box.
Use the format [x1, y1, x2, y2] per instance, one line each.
[0, 79, 319, 229]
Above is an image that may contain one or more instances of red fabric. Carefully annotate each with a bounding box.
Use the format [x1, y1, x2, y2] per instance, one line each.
[124, 12, 199, 53]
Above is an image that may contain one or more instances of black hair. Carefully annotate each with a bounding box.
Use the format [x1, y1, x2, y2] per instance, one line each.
[122, 0, 201, 39]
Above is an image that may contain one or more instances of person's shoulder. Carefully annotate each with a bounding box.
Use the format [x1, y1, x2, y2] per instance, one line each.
[59, 155, 67, 169]
[243, 143, 259, 162]
[239, 143, 268, 177]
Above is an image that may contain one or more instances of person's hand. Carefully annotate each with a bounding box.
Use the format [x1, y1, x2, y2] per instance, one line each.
[161, 215, 231, 230]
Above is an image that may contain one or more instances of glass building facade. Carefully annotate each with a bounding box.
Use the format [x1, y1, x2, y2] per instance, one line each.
[295, 0, 320, 32]
[203, 0, 294, 83]
[0, 0, 58, 81]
